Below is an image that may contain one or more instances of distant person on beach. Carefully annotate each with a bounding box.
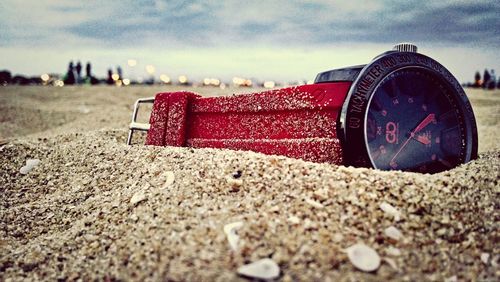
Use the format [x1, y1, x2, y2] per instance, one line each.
[85, 62, 98, 85]
[86, 62, 91, 78]
[474, 71, 481, 88]
[64, 61, 76, 85]
[489, 69, 496, 90]
[117, 66, 123, 82]
[75, 61, 82, 84]
[106, 69, 114, 85]
[483, 69, 491, 89]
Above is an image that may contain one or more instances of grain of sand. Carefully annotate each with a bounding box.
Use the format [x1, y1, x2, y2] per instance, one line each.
[1, 86, 499, 281]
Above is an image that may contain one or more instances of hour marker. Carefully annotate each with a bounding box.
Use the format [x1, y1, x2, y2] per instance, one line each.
[435, 137, 440, 144]
[408, 97, 414, 103]
[393, 98, 399, 105]
[422, 104, 427, 111]
[379, 145, 386, 154]
[431, 154, 437, 160]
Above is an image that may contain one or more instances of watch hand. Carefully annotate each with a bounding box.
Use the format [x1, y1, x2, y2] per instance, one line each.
[389, 136, 412, 166]
[411, 113, 435, 136]
[390, 113, 436, 165]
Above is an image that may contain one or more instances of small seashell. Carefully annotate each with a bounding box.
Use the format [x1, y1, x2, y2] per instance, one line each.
[20, 159, 41, 175]
[130, 191, 147, 205]
[305, 198, 324, 209]
[346, 243, 381, 272]
[111, 200, 120, 208]
[130, 214, 139, 222]
[223, 221, 244, 251]
[383, 257, 399, 271]
[269, 206, 280, 213]
[287, 216, 300, 225]
[379, 202, 401, 221]
[78, 105, 91, 114]
[333, 233, 343, 242]
[444, 275, 457, 282]
[26, 159, 41, 167]
[441, 214, 450, 224]
[163, 171, 175, 188]
[384, 226, 403, 240]
[386, 246, 401, 256]
[237, 258, 280, 280]
[480, 252, 490, 264]
[436, 228, 447, 236]
[226, 176, 243, 191]
[491, 255, 498, 267]
[313, 189, 328, 201]
[20, 166, 31, 175]
[303, 218, 318, 230]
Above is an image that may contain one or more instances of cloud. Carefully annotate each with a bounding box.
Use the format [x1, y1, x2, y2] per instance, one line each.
[1, 0, 498, 49]
[0, 0, 498, 83]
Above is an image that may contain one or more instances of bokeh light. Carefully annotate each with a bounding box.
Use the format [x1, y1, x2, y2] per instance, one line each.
[178, 75, 188, 84]
[263, 81, 275, 88]
[160, 74, 171, 84]
[145, 65, 155, 74]
[127, 59, 137, 67]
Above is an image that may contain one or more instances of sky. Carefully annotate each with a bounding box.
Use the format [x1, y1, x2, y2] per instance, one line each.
[0, 0, 499, 83]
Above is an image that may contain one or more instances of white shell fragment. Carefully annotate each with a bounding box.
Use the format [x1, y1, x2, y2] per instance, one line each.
[130, 191, 147, 205]
[305, 198, 324, 209]
[163, 171, 175, 188]
[225, 176, 243, 192]
[237, 258, 280, 280]
[287, 216, 300, 225]
[78, 105, 91, 114]
[481, 253, 490, 264]
[384, 226, 403, 240]
[379, 202, 401, 221]
[386, 246, 401, 256]
[313, 188, 328, 200]
[444, 275, 457, 282]
[20, 159, 41, 175]
[346, 243, 381, 272]
[223, 221, 244, 251]
[383, 257, 399, 271]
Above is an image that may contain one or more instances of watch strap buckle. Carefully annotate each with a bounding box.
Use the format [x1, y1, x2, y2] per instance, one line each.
[127, 97, 155, 145]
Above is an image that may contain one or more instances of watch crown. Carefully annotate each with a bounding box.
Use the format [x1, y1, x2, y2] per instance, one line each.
[393, 43, 418, 53]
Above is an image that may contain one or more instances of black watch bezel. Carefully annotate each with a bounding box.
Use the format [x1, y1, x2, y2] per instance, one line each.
[338, 51, 478, 170]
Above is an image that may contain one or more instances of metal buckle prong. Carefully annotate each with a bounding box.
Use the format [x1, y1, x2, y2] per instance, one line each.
[127, 97, 155, 145]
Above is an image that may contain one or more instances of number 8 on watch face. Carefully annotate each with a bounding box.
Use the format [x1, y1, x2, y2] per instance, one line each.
[365, 67, 467, 173]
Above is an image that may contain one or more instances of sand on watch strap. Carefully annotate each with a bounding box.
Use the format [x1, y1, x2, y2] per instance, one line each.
[141, 82, 352, 164]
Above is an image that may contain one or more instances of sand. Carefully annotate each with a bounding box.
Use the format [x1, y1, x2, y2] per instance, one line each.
[0, 85, 499, 281]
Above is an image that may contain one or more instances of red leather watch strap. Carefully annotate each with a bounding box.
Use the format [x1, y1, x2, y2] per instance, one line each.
[146, 82, 351, 164]
[146, 91, 201, 146]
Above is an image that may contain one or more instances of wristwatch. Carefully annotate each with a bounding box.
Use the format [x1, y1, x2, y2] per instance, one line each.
[127, 43, 478, 173]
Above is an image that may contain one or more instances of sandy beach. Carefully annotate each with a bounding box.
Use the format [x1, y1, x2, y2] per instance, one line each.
[1, 85, 498, 281]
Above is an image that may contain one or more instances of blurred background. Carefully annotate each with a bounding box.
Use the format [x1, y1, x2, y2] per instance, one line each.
[0, 0, 499, 88]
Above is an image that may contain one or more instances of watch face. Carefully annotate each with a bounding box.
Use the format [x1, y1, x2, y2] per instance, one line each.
[340, 51, 477, 173]
[365, 67, 467, 173]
